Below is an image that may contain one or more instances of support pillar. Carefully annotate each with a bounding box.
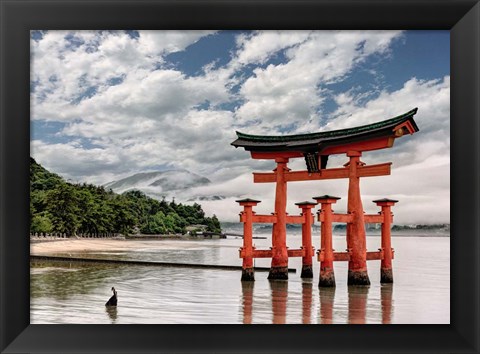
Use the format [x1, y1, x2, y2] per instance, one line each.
[314, 195, 340, 287]
[295, 201, 316, 278]
[236, 198, 261, 281]
[269, 158, 289, 280]
[373, 198, 398, 283]
[345, 151, 370, 286]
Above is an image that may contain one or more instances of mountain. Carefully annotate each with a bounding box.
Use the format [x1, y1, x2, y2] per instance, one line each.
[104, 170, 211, 197]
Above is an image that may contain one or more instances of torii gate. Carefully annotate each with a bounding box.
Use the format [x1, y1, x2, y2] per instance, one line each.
[232, 108, 419, 285]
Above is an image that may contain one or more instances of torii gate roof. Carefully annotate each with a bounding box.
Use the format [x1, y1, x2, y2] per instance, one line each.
[231, 108, 419, 158]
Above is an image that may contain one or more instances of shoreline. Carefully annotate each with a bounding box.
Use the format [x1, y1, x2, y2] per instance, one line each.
[30, 237, 224, 255]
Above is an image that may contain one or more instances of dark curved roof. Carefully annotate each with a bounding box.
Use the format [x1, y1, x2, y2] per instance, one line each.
[231, 108, 419, 154]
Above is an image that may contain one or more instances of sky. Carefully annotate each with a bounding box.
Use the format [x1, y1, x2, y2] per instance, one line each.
[30, 30, 450, 224]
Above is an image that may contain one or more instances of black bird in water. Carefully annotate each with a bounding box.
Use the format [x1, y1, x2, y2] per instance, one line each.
[105, 287, 117, 306]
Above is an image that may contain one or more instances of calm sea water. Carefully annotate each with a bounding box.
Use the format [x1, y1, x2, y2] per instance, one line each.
[30, 232, 450, 324]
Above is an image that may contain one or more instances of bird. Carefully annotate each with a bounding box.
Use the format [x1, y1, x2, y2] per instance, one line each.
[105, 287, 117, 306]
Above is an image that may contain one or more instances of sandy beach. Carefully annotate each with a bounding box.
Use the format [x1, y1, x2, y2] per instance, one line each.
[30, 237, 212, 255]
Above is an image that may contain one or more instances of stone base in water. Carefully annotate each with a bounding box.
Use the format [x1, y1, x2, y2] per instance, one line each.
[241, 268, 255, 281]
[380, 268, 393, 283]
[348, 270, 371, 286]
[319, 269, 336, 287]
[300, 265, 313, 278]
[268, 266, 288, 280]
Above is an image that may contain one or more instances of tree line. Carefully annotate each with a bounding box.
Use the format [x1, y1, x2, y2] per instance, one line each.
[30, 158, 221, 236]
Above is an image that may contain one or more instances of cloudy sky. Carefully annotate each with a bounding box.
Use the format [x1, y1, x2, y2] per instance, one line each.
[30, 30, 449, 224]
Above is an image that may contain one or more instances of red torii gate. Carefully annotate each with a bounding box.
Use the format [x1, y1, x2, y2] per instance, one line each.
[232, 108, 419, 286]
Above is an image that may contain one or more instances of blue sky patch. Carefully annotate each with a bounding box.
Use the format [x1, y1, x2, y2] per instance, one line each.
[165, 31, 240, 76]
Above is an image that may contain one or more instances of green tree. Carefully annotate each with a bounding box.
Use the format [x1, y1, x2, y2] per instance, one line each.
[46, 183, 81, 235]
[108, 194, 136, 235]
[205, 214, 221, 233]
[31, 211, 53, 234]
[141, 211, 167, 234]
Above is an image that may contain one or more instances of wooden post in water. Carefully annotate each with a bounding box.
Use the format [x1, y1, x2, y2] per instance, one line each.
[237, 198, 261, 281]
[295, 201, 316, 278]
[269, 157, 290, 280]
[314, 195, 340, 287]
[346, 151, 370, 286]
[373, 198, 398, 283]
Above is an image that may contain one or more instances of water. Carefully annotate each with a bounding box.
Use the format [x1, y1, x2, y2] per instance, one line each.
[30, 233, 450, 324]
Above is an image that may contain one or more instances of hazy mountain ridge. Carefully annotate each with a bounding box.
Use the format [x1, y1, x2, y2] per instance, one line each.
[187, 195, 225, 201]
[104, 170, 211, 196]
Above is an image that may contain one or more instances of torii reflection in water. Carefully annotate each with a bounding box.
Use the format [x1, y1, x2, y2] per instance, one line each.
[241, 281, 393, 324]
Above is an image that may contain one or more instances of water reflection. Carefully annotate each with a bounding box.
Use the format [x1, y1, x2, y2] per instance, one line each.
[30, 261, 126, 300]
[348, 286, 369, 324]
[105, 306, 118, 324]
[301, 281, 313, 324]
[239, 280, 394, 324]
[381, 284, 393, 324]
[270, 280, 288, 324]
[319, 287, 336, 324]
[241, 281, 254, 324]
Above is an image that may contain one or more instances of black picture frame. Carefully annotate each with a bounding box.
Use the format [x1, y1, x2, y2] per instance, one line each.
[1, 0, 479, 353]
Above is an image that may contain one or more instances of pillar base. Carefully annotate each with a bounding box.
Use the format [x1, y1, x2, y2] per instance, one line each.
[268, 266, 288, 280]
[319, 268, 336, 287]
[380, 268, 393, 283]
[301, 265, 313, 278]
[348, 270, 371, 286]
[241, 268, 255, 281]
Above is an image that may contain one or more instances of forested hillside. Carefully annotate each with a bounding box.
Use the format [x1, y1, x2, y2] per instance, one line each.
[30, 158, 221, 236]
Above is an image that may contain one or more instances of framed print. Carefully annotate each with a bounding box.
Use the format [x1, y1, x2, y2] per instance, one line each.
[1, 0, 479, 353]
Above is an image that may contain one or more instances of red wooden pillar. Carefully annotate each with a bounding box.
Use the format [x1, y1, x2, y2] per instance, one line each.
[269, 157, 290, 280]
[346, 151, 370, 286]
[237, 198, 261, 281]
[295, 201, 316, 278]
[373, 198, 398, 283]
[314, 195, 340, 287]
